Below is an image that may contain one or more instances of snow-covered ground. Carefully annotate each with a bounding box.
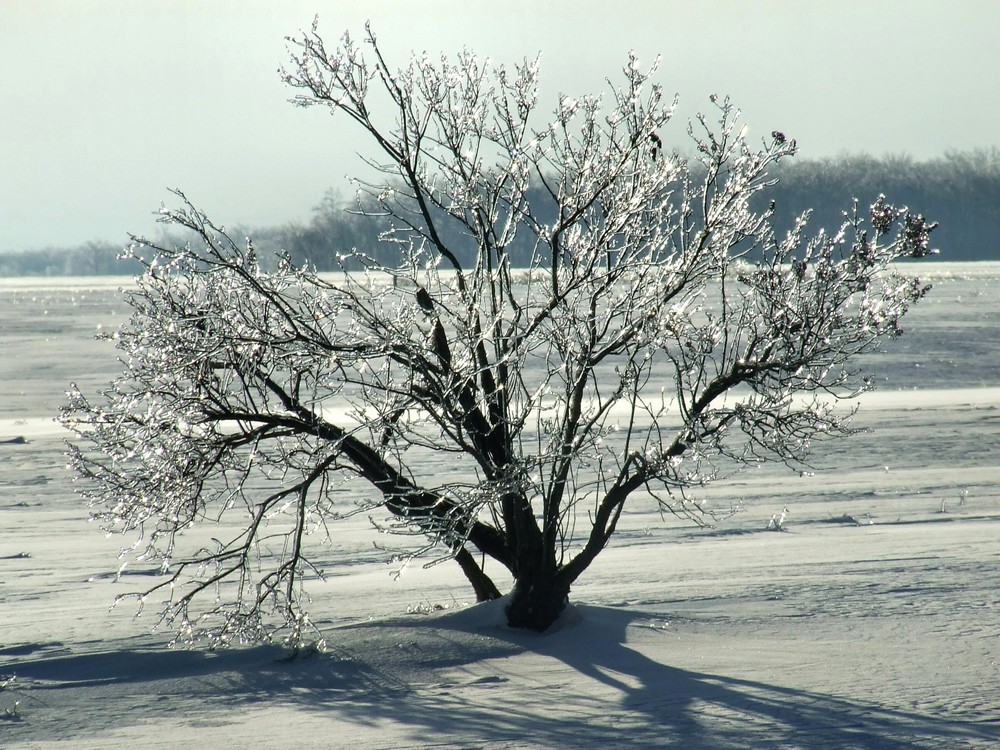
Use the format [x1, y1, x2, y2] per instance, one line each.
[2, 265, 998, 748]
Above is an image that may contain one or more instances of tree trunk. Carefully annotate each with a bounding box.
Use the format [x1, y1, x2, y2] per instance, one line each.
[504, 575, 571, 632]
[455, 547, 502, 602]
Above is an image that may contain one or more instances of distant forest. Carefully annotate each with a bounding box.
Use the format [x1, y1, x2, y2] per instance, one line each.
[3, 149, 998, 277]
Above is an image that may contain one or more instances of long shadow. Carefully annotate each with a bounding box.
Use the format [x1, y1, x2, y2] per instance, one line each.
[7, 607, 999, 749]
[473, 604, 1000, 748]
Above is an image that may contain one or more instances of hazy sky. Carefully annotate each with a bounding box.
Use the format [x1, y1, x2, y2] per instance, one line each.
[3, 0, 997, 252]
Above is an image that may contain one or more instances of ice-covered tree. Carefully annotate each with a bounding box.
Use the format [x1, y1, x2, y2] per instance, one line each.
[61, 21, 937, 642]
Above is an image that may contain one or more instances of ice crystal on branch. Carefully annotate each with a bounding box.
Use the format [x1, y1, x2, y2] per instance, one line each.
[62, 21, 936, 640]
[902, 212, 940, 257]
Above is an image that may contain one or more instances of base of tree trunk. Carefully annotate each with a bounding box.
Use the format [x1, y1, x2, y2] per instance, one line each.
[504, 579, 570, 632]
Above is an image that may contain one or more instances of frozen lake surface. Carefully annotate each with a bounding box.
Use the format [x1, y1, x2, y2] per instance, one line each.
[1, 264, 998, 748]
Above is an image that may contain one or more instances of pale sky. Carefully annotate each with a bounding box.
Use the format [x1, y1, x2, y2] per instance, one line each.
[2, 0, 997, 252]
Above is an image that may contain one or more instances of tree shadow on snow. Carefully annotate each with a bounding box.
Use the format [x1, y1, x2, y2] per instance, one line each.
[331, 603, 999, 749]
[283, 602, 996, 749]
[7, 607, 998, 749]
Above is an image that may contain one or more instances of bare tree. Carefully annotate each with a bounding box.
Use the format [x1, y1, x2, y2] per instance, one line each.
[61, 21, 937, 642]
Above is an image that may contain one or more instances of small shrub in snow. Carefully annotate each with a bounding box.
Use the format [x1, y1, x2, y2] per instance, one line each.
[62, 20, 936, 641]
[0, 675, 20, 721]
[766, 507, 789, 531]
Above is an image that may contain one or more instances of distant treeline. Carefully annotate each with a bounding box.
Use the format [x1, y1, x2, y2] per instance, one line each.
[0, 240, 145, 277]
[3, 149, 998, 277]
